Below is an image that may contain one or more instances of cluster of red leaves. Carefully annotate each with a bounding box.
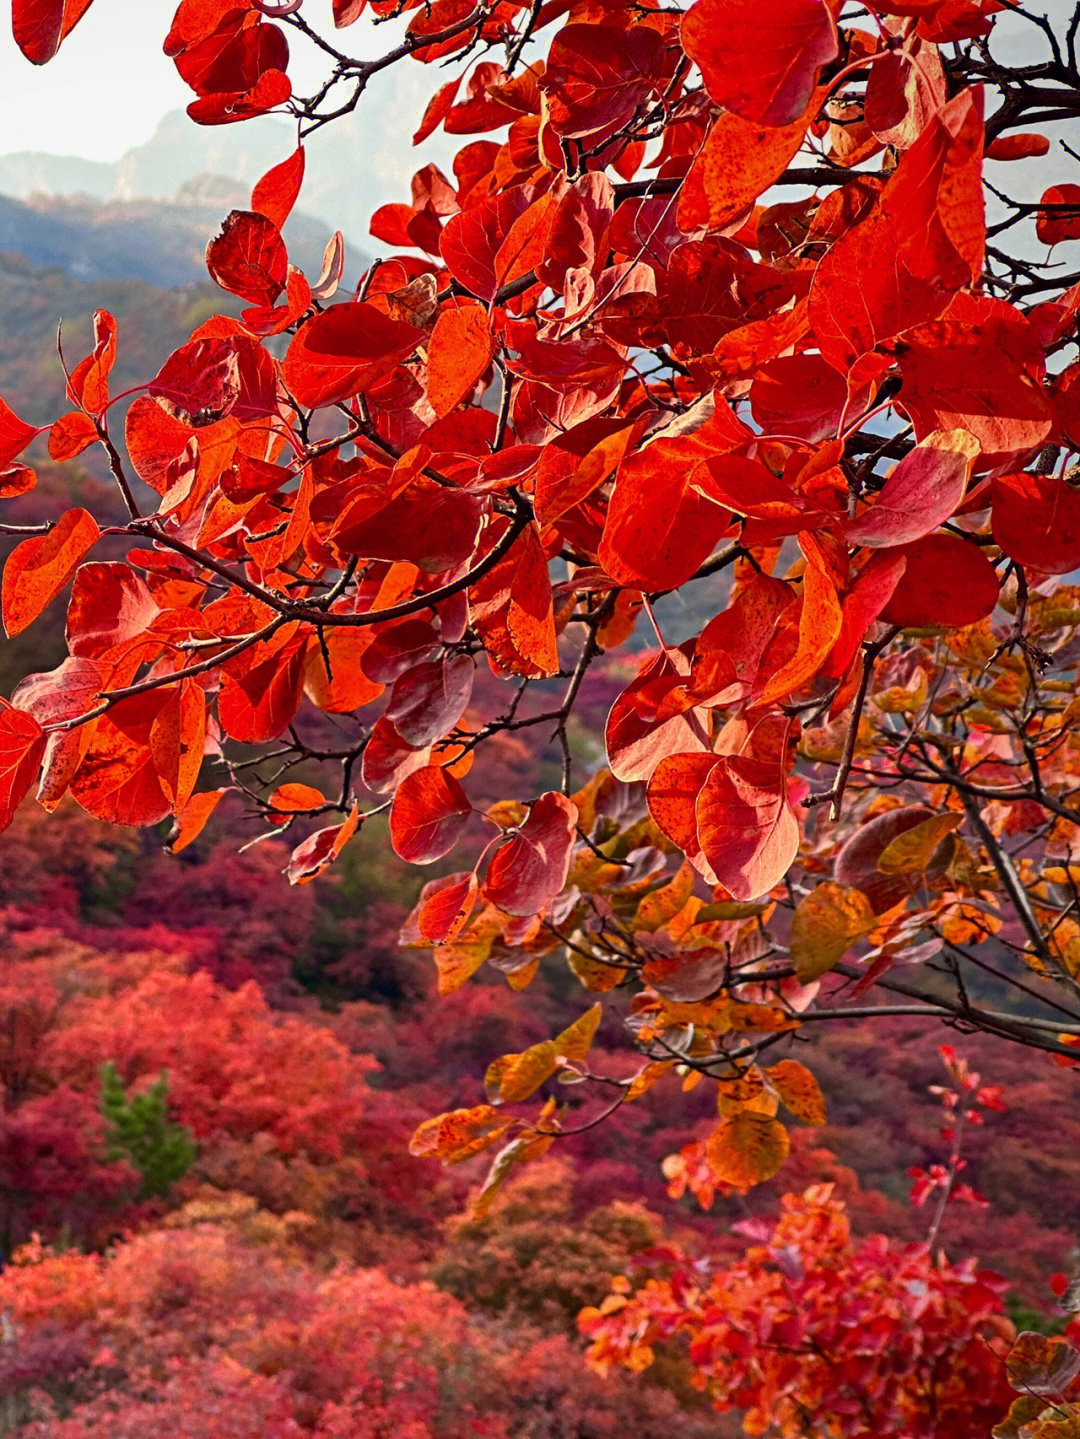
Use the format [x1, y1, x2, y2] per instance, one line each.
[7, 0, 1080, 1265]
[580, 1183, 1016, 1439]
[1, 0, 1072, 904]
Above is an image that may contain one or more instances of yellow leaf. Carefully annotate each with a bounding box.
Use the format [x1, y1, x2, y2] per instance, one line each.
[694, 899, 770, 921]
[434, 937, 491, 995]
[485, 1039, 559, 1103]
[705, 1113, 790, 1192]
[554, 1003, 603, 1063]
[505, 958, 540, 992]
[471, 1129, 556, 1219]
[634, 861, 696, 932]
[876, 812, 962, 875]
[567, 945, 627, 991]
[625, 1060, 673, 1101]
[409, 1105, 511, 1163]
[716, 1067, 779, 1119]
[767, 1059, 826, 1125]
[790, 882, 877, 982]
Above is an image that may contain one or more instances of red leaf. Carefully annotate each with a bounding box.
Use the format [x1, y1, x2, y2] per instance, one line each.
[750, 354, 858, 444]
[12, 656, 103, 809]
[606, 648, 711, 783]
[599, 399, 748, 590]
[1037, 184, 1080, 246]
[992, 472, 1080, 575]
[251, 145, 305, 230]
[384, 654, 474, 747]
[985, 132, 1049, 161]
[331, 472, 484, 574]
[413, 76, 462, 145]
[647, 751, 721, 858]
[149, 677, 206, 810]
[12, 0, 94, 63]
[149, 338, 241, 427]
[0, 706, 46, 833]
[281, 303, 425, 408]
[484, 791, 578, 916]
[70, 692, 176, 826]
[439, 190, 532, 303]
[302, 630, 385, 715]
[286, 802, 361, 884]
[844, 429, 980, 548]
[896, 295, 1053, 469]
[390, 765, 472, 863]
[880, 533, 1000, 629]
[48, 411, 98, 461]
[470, 522, 560, 678]
[0, 465, 36, 498]
[863, 40, 946, 148]
[360, 716, 432, 794]
[206, 209, 288, 306]
[67, 309, 117, 414]
[755, 558, 842, 706]
[0, 396, 40, 470]
[65, 562, 159, 658]
[678, 111, 808, 232]
[186, 68, 291, 126]
[810, 88, 984, 373]
[823, 551, 906, 679]
[2, 508, 100, 638]
[696, 754, 799, 901]
[543, 23, 667, 144]
[427, 303, 495, 418]
[681, 0, 837, 126]
[268, 782, 326, 813]
[168, 787, 230, 854]
[417, 871, 480, 943]
[218, 631, 307, 743]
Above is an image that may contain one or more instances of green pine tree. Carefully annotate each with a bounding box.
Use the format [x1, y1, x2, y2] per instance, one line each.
[99, 1062, 196, 1200]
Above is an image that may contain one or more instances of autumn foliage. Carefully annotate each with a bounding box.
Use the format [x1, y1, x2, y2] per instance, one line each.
[6, 0, 1080, 1429]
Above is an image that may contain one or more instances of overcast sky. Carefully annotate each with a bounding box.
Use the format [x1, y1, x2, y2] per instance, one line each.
[0, 3, 394, 160]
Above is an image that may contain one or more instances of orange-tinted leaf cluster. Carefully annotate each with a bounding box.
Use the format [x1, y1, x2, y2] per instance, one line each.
[9, 0, 1080, 1249]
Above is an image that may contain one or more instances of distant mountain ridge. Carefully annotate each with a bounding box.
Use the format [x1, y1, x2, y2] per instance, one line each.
[0, 184, 342, 288]
[0, 75, 456, 244]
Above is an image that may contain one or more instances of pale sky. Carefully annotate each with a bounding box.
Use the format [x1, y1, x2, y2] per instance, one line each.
[0, 2, 394, 161]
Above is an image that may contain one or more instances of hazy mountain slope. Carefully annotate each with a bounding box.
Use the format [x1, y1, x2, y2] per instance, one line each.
[0, 70, 456, 246]
[0, 250, 223, 425]
[0, 181, 349, 289]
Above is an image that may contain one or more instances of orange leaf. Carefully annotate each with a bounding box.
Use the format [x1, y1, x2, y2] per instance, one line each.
[2, 508, 100, 638]
[269, 782, 327, 814]
[167, 788, 230, 854]
[0, 706, 46, 833]
[251, 145, 305, 230]
[427, 304, 495, 418]
[705, 1112, 790, 1191]
[409, 1104, 512, 1162]
[767, 1059, 826, 1125]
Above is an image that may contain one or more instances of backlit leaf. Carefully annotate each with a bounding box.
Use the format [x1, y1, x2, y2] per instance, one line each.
[390, 765, 472, 864]
[790, 882, 877, 981]
[2, 508, 100, 638]
[705, 1112, 790, 1192]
